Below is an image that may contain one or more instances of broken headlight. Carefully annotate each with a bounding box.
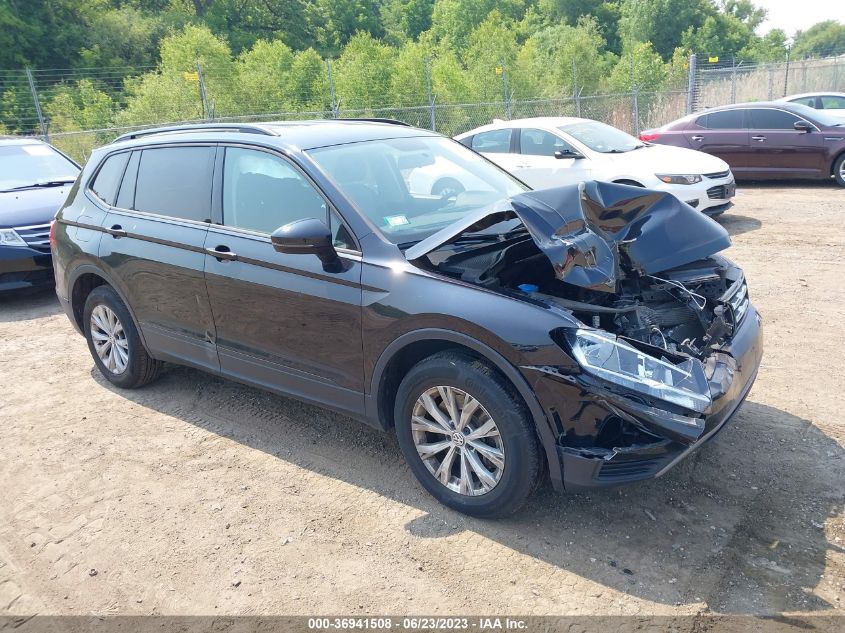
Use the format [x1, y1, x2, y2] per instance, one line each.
[656, 174, 702, 185]
[569, 329, 712, 414]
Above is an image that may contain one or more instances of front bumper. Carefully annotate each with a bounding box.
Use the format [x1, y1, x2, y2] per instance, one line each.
[0, 246, 53, 292]
[529, 304, 763, 490]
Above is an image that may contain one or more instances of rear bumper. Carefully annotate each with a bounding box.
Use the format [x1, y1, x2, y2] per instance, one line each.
[531, 305, 763, 491]
[0, 246, 53, 292]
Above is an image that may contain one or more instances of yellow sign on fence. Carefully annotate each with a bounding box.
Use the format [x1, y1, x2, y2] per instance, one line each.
[495, 66, 503, 75]
[183, 71, 199, 82]
[708, 56, 719, 63]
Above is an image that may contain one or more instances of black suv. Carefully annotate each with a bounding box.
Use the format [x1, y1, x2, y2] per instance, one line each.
[53, 121, 763, 517]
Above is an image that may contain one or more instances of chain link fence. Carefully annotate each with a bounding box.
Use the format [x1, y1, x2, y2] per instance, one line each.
[2, 51, 843, 164]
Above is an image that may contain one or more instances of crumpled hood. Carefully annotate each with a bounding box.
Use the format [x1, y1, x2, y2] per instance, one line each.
[407, 181, 731, 293]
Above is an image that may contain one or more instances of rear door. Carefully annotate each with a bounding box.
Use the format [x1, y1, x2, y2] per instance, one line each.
[688, 110, 749, 173]
[511, 128, 591, 189]
[746, 108, 826, 177]
[469, 128, 520, 173]
[203, 145, 365, 416]
[99, 144, 218, 371]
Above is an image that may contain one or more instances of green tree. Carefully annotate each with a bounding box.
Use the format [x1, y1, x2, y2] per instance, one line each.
[333, 32, 395, 110]
[78, 6, 172, 68]
[793, 21, 845, 59]
[381, 0, 434, 45]
[316, 0, 386, 53]
[431, 0, 529, 52]
[608, 41, 666, 91]
[287, 49, 331, 112]
[234, 39, 295, 115]
[539, 0, 622, 53]
[619, 0, 714, 60]
[462, 11, 521, 102]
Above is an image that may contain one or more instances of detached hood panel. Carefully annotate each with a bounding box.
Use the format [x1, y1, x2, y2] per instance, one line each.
[408, 181, 731, 294]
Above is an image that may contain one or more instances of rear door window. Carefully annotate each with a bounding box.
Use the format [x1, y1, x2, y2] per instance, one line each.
[519, 129, 576, 156]
[701, 110, 746, 129]
[471, 129, 513, 153]
[133, 146, 216, 222]
[749, 109, 801, 130]
[90, 152, 130, 206]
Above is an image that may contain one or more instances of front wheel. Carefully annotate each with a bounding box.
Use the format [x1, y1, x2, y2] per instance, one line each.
[394, 352, 541, 517]
[83, 285, 162, 389]
[834, 153, 845, 187]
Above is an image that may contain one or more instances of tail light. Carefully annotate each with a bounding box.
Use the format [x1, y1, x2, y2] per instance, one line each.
[49, 220, 57, 249]
[639, 131, 661, 142]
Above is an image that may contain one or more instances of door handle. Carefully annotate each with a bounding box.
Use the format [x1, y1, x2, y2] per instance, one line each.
[691, 135, 704, 141]
[105, 224, 127, 238]
[206, 245, 238, 261]
[751, 135, 767, 141]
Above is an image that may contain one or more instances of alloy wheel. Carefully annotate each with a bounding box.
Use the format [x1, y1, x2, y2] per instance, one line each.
[410, 386, 505, 496]
[90, 304, 129, 374]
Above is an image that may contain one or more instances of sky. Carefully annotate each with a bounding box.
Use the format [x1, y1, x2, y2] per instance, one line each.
[754, 0, 842, 37]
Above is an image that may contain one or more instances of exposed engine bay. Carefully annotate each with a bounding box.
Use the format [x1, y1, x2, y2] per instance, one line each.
[427, 235, 747, 361]
[408, 181, 748, 364]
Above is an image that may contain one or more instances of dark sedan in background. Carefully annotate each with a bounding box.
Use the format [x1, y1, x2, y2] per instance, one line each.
[0, 138, 79, 292]
[640, 102, 845, 186]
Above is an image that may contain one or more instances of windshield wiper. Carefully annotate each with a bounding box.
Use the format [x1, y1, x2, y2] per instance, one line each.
[4, 179, 76, 192]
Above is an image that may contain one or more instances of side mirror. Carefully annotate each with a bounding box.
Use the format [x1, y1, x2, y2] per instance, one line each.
[271, 218, 339, 268]
[794, 120, 814, 132]
[554, 149, 584, 160]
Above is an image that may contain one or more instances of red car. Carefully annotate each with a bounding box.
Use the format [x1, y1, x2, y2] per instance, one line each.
[640, 102, 845, 186]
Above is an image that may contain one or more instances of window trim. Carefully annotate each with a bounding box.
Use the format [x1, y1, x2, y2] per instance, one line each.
[747, 107, 819, 131]
[84, 142, 220, 229]
[216, 143, 361, 254]
[85, 149, 132, 207]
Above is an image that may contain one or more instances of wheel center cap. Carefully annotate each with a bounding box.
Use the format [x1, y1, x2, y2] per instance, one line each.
[451, 431, 465, 447]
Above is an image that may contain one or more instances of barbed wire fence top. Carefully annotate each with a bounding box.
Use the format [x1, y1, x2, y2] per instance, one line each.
[2, 50, 843, 164]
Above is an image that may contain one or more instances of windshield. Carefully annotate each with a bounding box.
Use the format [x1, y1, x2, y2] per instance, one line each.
[789, 102, 845, 127]
[558, 121, 645, 153]
[0, 143, 79, 192]
[307, 136, 527, 246]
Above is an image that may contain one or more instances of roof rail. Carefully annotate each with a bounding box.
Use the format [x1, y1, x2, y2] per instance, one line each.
[113, 123, 277, 143]
[336, 117, 412, 127]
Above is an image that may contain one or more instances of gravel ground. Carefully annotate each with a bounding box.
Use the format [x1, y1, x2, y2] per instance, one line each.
[0, 183, 843, 622]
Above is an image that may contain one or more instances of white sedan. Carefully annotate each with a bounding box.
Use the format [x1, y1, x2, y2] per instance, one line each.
[778, 92, 845, 119]
[454, 117, 736, 216]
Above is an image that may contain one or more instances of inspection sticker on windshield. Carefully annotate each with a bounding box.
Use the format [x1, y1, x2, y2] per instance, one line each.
[384, 214, 410, 227]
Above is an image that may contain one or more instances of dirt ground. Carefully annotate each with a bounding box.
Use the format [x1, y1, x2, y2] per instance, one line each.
[0, 183, 843, 622]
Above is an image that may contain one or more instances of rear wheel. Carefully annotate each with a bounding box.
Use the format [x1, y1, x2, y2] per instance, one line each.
[394, 352, 541, 517]
[833, 153, 845, 187]
[83, 285, 162, 389]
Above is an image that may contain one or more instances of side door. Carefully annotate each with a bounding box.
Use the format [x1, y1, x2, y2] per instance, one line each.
[469, 128, 520, 173]
[98, 144, 219, 372]
[746, 108, 826, 177]
[512, 127, 591, 189]
[203, 145, 365, 416]
[688, 110, 749, 173]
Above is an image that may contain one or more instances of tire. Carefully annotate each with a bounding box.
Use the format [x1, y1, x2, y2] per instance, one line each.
[394, 352, 541, 518]
[833, 153, 845, 187]
[431, 178, 465, 198]
[83, 285, 162, 389]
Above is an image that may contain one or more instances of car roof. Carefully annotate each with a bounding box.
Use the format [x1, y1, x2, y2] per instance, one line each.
[455, 117, 595, 137]
[779, 92, 845, 101]
[106, 119, 440, 153]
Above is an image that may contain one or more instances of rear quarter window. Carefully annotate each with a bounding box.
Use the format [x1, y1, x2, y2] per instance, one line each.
[471, 129, 513, 153]
[89, 152, 130, 206]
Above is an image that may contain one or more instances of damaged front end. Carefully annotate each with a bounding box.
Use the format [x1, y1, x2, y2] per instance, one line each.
[409, 181, 763, 489]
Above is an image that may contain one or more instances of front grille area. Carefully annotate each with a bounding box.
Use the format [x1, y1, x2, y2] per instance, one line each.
[704, 170, 730, 179]
[15, 223, 51, 252]
[596, 457, 667, 482]
[707, 185, 730, 200]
